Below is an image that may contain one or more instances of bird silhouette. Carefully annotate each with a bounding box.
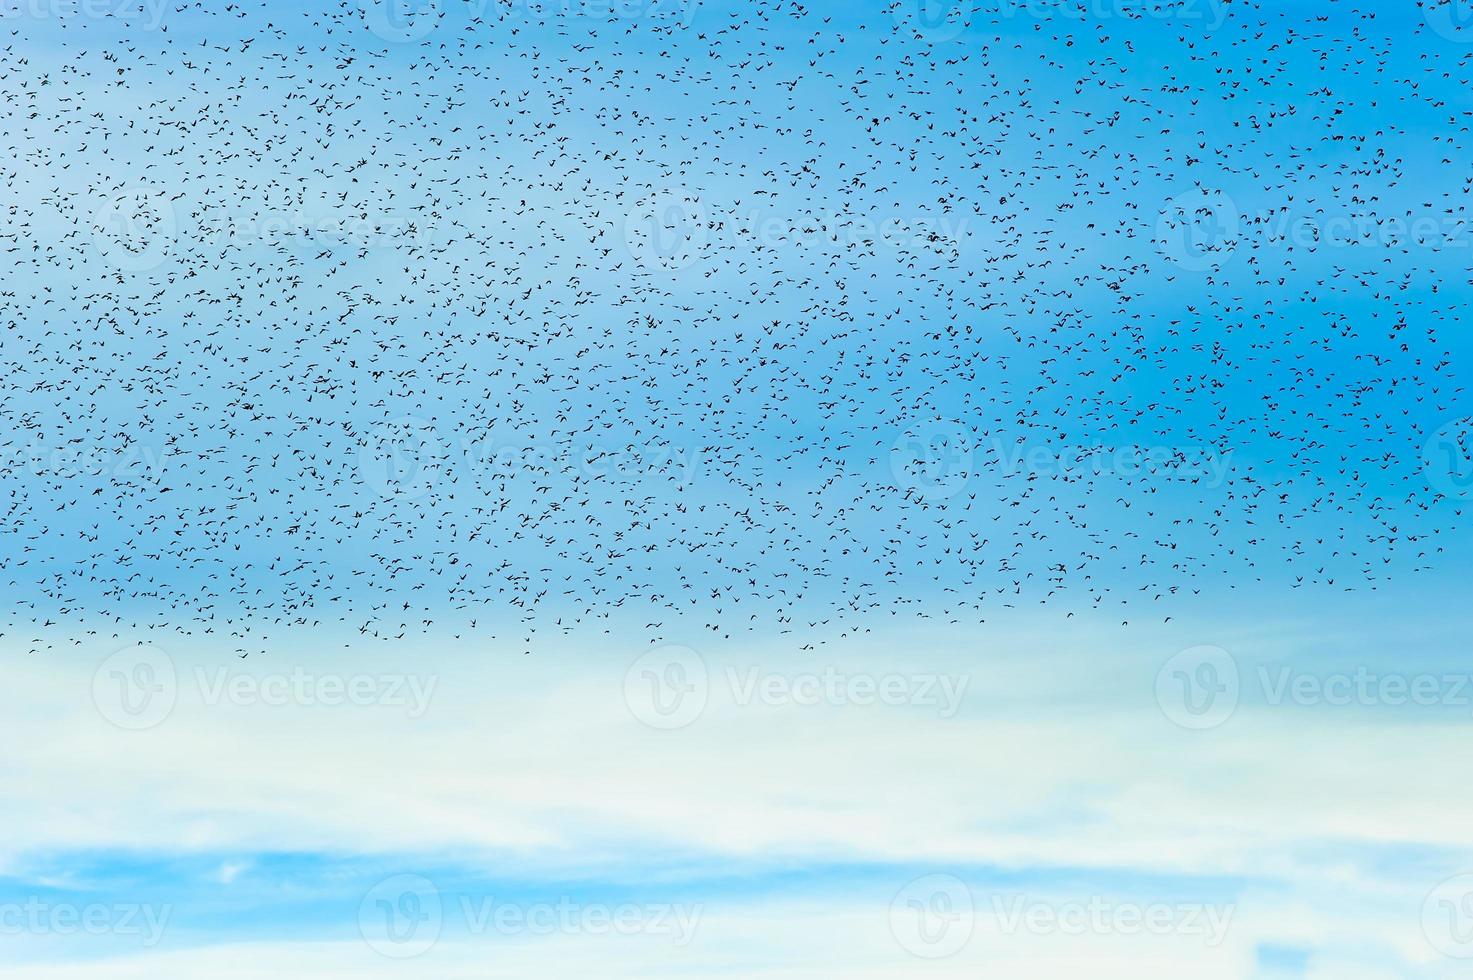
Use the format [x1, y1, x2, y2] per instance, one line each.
[0, 0, 1466, 657]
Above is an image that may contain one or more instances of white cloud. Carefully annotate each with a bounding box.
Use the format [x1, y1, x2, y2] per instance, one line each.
[1, 612, 1470, 975]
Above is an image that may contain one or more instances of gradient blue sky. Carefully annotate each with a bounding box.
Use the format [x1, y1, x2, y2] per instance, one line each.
[3, 0, 1473, 976]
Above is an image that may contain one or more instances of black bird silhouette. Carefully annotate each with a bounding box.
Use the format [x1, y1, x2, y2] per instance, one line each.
[0, 0, 1466, 657]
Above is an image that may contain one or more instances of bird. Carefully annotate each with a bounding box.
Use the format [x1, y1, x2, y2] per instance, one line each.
[0, 0, 1466, 658]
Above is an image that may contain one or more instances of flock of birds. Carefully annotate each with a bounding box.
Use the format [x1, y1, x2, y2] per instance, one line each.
[0, 0, 1468, 655]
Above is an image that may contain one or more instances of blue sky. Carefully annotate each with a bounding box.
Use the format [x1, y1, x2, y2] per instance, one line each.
[3, 0, 1473, 976]
[6, 596, 1473, 975]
